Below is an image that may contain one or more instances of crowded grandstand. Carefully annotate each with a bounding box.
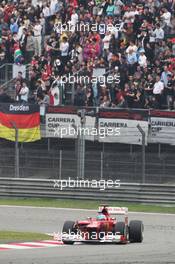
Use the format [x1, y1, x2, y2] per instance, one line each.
[0, 0, 175, 110]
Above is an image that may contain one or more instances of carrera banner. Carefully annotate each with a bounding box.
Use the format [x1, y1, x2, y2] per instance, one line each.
[46, 106, 96, 141]
[98, 109, 149, 145]
[149, 110, 175, 145]
[0, 103, 41, 142]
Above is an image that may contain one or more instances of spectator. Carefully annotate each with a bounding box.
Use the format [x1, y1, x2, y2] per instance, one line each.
[153, 75, 164, 108]
[60, 37, 69, 66]
[10, 18, 19, 34]
[165, 74, 174, 110]
[153, 23, 164, 42]
[144, 74, 154, 108]
[19, 81, 29, 102]
[161, 8, 171, 27]
[138, 49, 147, 68]
[161, 66, 172, 88]
[106, 2, 115, 17]
[127, 49, 138, 75]
[25, 30, 35, 63]
[14, 43, 23, 64]
[32, 20, 42, 56]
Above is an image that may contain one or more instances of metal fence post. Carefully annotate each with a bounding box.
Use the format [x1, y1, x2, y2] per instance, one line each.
[60, 83, 63, 105]
[100, 152, 103, 180]
[100, 143, 104, 180]
[130, 144, 133, 155]
[15, 127, 19, 178]
[76, 109, 86, 180]
[10, 121, 20, 178]
[74, 123, 81, 180]
[80, 129, 85, 180]
[48, 138, 50, 152]
[59, 150, 62, 180]
[5, 64, 8, 83]
[158, 143, 161, 159]
[7, 121, 20, 178]
[137, 124, 145, 183]
[76, 136, 80, 180]
[71, 83, 75, 105]
[80, 110, 85, 180]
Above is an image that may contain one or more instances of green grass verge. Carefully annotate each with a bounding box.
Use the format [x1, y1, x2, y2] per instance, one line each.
[0, 231, 51, 244]
[0, 198, 175, 214]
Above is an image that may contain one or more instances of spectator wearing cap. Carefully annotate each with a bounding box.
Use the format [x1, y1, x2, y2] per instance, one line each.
[138, 49, 147, 68]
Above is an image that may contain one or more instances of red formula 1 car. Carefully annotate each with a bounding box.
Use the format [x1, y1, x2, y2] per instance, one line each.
[60, 206, 144, 244]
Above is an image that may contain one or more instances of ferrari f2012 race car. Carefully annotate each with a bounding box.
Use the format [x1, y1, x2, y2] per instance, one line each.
[59, 205, 144, 244]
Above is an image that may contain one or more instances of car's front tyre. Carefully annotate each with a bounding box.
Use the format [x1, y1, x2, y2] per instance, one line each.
[62, 220, 76, 244]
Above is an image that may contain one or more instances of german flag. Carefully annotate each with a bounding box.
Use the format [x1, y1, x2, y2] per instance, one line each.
[0, 103, 41, 142]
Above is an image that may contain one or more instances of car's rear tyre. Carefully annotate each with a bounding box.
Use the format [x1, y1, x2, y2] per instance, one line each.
[62, 220, 76, 244]
[129, 220, 144, 243]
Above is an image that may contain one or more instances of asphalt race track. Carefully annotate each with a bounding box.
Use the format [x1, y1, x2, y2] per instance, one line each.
[0, 206, 175, 264]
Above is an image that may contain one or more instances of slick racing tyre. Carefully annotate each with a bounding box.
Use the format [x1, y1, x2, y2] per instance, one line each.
[129, 220, 144, 243]
[62, 220, 76, 244]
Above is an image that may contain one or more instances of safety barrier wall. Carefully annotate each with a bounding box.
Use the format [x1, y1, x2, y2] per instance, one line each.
[0, 178, 174, 205]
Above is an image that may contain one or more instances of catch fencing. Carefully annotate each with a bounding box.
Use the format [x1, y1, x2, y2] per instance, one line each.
[0, 139, 175, 185]
[0, 64, 13, 86]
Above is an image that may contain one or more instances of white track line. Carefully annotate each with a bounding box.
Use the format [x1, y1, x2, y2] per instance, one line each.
[17, 242, 62, 247]
[0, 205, 174, 216]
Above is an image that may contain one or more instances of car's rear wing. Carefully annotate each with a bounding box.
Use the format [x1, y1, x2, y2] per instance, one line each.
[99, 207, 128, 215]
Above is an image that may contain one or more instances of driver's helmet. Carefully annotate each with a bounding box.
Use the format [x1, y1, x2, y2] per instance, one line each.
[97, 212, 106, 220]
